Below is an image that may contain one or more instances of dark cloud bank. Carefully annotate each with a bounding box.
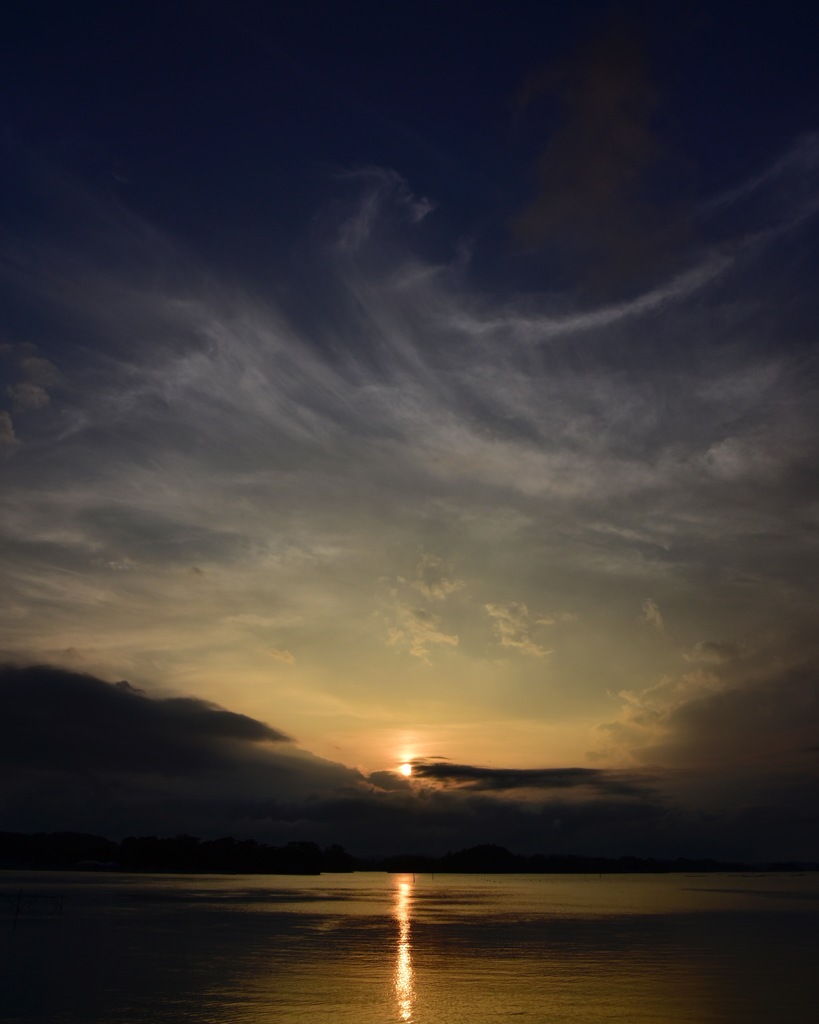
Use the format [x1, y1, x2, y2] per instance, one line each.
[3, 664, 817, 862]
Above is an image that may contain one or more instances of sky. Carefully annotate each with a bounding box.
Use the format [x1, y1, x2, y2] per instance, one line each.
[2, 1, 819, 860]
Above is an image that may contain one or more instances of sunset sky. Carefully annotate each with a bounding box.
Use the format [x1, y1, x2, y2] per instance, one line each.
[2, 2, 819, 860]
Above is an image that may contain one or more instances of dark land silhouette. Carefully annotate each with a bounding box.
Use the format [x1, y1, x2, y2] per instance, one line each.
[1, 832, 815, 875]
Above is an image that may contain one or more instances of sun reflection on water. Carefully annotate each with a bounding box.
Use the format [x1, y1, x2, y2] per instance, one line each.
[393, 876, 415, 1022]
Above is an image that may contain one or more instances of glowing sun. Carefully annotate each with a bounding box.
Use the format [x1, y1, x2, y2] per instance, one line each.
[399, 762, 413, 777]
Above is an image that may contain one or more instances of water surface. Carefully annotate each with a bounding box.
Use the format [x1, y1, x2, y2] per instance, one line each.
[2, 871, 817, 1022]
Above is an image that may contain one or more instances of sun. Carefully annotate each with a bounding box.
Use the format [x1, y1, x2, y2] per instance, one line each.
[399, 762, 413, 777]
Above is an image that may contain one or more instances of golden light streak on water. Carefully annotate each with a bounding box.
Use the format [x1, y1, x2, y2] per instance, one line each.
[393, 876, 415, 1022]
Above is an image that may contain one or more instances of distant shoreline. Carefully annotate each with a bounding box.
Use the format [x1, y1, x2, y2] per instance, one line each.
[2, 832, 816, 875]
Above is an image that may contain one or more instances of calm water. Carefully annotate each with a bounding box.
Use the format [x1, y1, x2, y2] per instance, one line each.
[2, 871, 817, 1023]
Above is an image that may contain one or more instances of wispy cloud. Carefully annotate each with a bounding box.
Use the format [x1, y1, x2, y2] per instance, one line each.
[0, 410, 16, 450]
[640, 599, 665, 634]
[411, 553, 464, 601]
[267, 648, 296, 665]
[485, 602, 551, 657]
[684, 641, 739, 664]
[387, 604, 459, 662]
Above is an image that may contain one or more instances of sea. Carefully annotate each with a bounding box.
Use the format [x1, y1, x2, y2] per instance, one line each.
[1, 870, 817, 1023]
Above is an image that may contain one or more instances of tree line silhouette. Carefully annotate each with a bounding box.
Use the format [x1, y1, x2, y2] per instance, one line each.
[0, 832, 812, 874]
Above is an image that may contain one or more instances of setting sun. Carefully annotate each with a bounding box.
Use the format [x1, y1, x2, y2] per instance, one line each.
[399, 763, 413, 777]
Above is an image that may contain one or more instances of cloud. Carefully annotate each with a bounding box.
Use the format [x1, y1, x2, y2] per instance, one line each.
[411, 553, 464, 601]
[0, 344, 60, 440]
[411, 760, 653, 797]
[7, 382, 50, 410]
[0, 664, 292, 775]
[640, 667, 819, 771]
[0, 663, 372, 838]
[267, 648, 296, 665]
[19, 355, 60, 387]
[485, 602, 551, 657]
[705, 131, 819, 212]
[0, 138, 818, 861]
[335, 167, 434, 250]
[366, 769, 412, 792]
[448, 251, 734, 346]
[640, 598, 665, 633]
[595, 635, 819, 778]
[684, 641, 739, 664]
[387, 604, 459, 662]
[104, 558, 134, 571]
[1, 663, 816, 861]
[4, 663, 657, 848]
[0, 410, 17, 449]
